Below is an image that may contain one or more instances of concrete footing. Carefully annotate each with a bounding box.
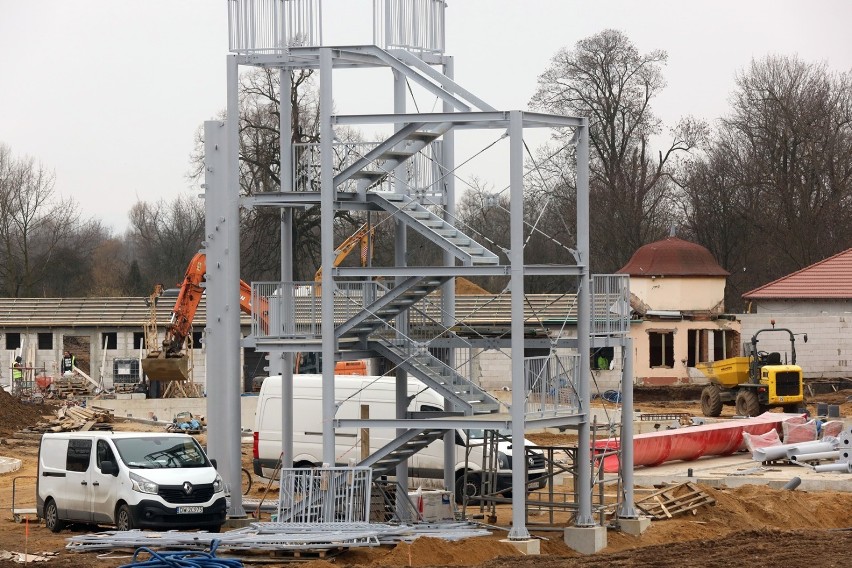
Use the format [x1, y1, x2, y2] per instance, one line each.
[618, 516, 652, 535]
[223, 517, 253, 529]
[563, 525, 607, 554]
[500, 538, 540, 555]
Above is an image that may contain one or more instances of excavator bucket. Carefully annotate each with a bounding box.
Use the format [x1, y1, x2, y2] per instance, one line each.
[142, 356, 190, 382]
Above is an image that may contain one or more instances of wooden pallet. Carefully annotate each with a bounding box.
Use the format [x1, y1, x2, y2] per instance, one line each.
[636, 482, 716, 520]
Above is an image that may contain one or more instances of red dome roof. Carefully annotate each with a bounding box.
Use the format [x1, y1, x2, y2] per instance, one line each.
[617, 237, 729, 277]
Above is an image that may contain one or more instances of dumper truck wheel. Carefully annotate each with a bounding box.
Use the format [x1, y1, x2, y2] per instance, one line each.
[700, 385, 723, 417]
[735, 390, 760, 417]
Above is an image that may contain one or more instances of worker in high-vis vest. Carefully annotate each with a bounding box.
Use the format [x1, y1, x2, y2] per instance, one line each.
[12, 356, 24, 394]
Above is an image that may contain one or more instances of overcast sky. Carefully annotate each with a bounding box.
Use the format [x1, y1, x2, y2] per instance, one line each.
[2, 0, 851, 233]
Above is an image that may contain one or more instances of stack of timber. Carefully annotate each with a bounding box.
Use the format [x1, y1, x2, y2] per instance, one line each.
[19, 405, 114, 435]
[51, 375, 95, 398]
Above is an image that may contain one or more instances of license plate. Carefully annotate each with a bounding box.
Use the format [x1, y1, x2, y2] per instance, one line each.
[177, 506, 203, 514]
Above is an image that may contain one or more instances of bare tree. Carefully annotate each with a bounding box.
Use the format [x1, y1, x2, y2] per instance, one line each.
[530, 30, 701, 272]
[126, 194, 205, 289]
[0, 144, 83, 296]
[681, 55, 852, 310]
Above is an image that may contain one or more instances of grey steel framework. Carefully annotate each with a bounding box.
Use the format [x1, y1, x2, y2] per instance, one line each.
[203, 0, 636, 539]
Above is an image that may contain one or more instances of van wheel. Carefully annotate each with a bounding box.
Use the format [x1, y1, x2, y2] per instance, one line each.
[454, 472, 481, 505]
[44, 499, 65, 533]
[116, 504, 135, 531]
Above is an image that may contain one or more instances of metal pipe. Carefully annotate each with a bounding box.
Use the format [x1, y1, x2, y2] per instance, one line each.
[813, 462, 852, 473]
[782, 477, 801, 490]
[785, 442, 838, 460]
[790, 451, 841, 462]
[752, 440, 835, 462]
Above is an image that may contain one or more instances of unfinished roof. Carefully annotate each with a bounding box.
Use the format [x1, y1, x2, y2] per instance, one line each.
[0, 294, 581, 328]
[617, 237, 729, 277]
[743, 248, 852, 300]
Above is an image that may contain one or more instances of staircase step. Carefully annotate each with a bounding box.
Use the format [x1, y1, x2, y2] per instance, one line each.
[351, 170, 386, 180]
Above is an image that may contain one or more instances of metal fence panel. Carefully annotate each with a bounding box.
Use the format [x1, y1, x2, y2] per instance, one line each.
[278, 467, 372, 523]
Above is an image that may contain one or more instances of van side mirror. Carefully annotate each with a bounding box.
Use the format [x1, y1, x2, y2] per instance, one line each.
[210, 459, 217, 469]
[803, 334, 808, 343]
[100, 460, 119, 476]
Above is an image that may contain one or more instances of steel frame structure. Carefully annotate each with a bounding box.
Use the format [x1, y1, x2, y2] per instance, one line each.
[201, 0, 638, 539]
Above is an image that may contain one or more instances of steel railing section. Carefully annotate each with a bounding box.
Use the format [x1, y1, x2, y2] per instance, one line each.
[590, 274, 631, 336]
[278, 466, 373, 523]
[294, 140, 442, 195]
[373, 0, 446, 54]
[228, 0, 322, 54]
[524, 354, 581, 417]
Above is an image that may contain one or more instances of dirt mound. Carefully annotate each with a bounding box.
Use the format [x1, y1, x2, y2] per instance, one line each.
[633, 385, 703, 402]
[368, 537, 521, 566]
[456, 277, 491, 295]
[0, 389, 52, 437]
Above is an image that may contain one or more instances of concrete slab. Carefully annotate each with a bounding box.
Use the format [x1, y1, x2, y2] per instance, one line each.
[564, 526, 607, 555]
[499, 538, 540, 555]
[618, 516, 651, 535]
[626, 453, 852, 492]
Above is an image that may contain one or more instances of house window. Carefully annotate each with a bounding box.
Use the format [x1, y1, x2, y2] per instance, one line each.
[133, 332, 146, 350]
[191, 331, 203, 349]
[101, 332, 118, 350]
[5, 333, 21, 350]
[687, 330, 710, 367]
[649, 331, 674, 368]
[713, 329, 740, 359]
[38, 333, 53, 350]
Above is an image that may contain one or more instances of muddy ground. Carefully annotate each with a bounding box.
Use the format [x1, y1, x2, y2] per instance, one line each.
[1, 388, 851, 567]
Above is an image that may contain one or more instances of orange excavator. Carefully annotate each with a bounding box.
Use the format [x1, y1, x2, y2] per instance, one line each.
[141, 252, 269, 381]
[142, 250, 367, 383]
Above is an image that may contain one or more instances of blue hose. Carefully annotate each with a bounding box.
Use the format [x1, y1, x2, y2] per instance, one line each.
[119, 541, 242, 568]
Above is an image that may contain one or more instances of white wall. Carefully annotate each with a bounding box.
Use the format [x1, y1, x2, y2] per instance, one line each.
[631, 276, 726, 312]
[739, 313, 852, 379]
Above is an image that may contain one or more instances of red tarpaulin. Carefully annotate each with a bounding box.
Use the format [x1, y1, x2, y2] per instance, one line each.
[594, 412, 802, 473]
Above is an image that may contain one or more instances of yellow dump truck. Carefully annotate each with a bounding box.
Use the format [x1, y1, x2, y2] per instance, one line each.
[695, 324, 807, 417]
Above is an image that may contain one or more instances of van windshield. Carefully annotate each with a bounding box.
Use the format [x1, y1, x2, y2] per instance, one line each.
[113, 437, 210, 469]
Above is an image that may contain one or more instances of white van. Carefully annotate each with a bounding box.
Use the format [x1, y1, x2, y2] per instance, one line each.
[37, 432, 226, 532]
[252, 374, 547, 501]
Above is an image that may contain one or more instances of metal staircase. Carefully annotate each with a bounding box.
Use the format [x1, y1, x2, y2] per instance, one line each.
[367, 192, 499, 266]
[372, 337, 501, 415]
[358, 428, 446, 479]
[336, 275, 451, 340]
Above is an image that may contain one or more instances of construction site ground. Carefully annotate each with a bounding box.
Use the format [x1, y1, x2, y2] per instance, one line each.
[1, 387, 851, 567]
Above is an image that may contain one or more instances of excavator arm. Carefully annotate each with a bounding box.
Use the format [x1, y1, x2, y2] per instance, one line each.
[142, 252, 268, 381]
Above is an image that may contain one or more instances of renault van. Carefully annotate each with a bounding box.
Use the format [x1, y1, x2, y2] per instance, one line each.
[252, 374, 547, 501]
[37, 432, 226, 532]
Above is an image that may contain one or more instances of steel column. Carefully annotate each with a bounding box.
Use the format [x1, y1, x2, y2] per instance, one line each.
[575, 119, 594, 527]
[392, 67, 410, 511]
[319, 47, 336, 466]
[441, 55, 457, 493]
[507, 110, 529, 540]
[280, 68, 295, 469]
[617, 337, 639, 518]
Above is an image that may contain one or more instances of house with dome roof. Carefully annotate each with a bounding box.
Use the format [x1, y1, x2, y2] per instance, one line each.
[616, 236, 741, 386]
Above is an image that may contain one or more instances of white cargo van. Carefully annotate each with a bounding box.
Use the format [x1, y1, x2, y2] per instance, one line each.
[252, 374, 547, 500]
[37, 432, 226, 532]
